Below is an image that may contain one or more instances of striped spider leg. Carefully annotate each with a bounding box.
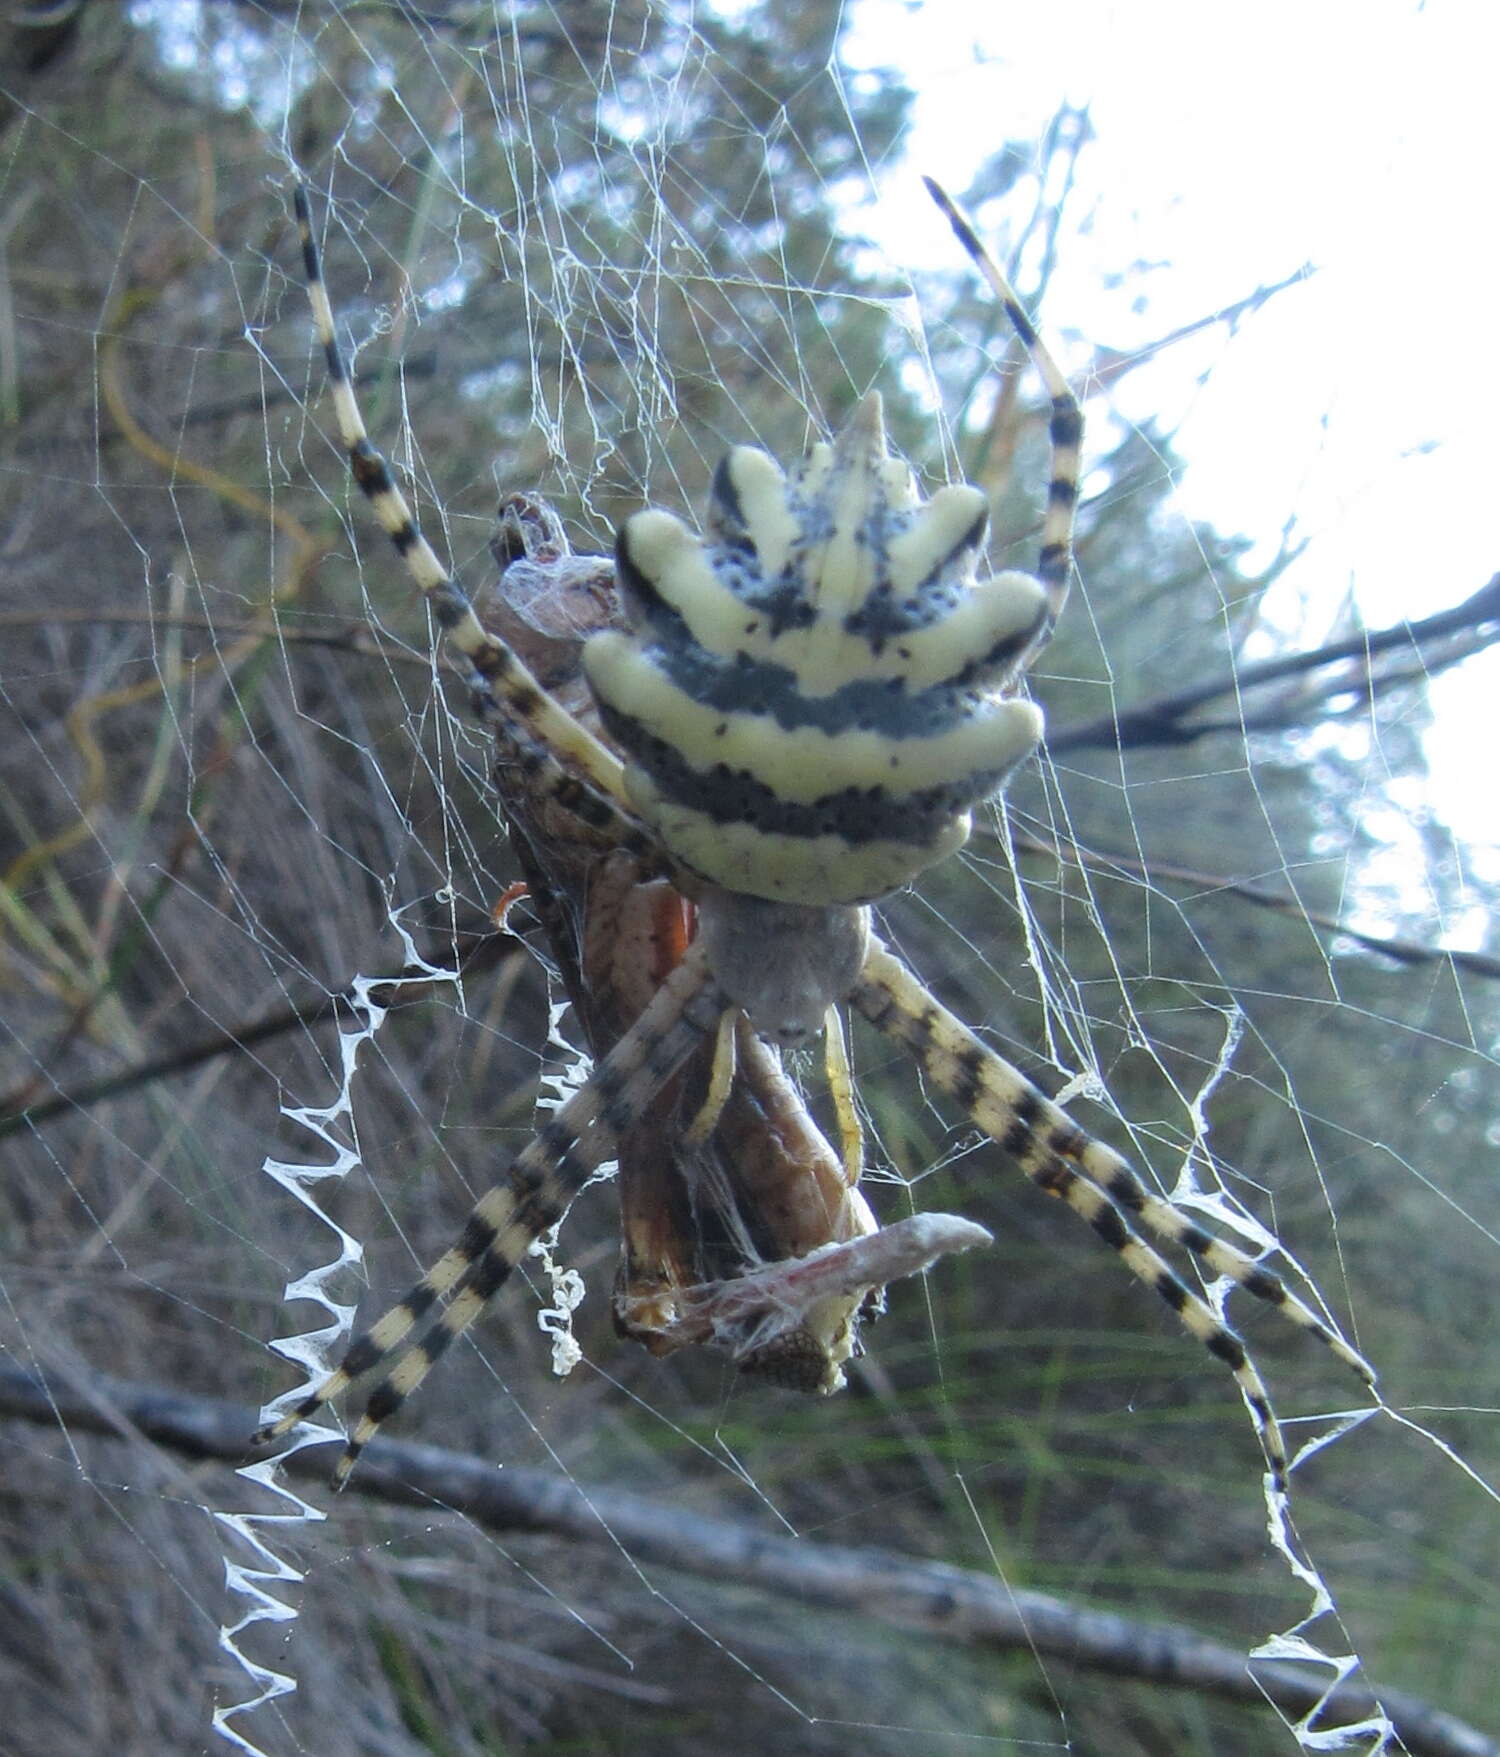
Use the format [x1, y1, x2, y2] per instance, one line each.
[910, 182, 1377, 1479]
[259, 939, 726, 1487]
[850, 945, 1376, 1490]
[253, 193, 674, 1484]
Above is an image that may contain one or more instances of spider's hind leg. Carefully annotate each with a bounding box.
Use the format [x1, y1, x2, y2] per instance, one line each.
[254, 942, 727, 1485]
[851, 935, 1375, 1490]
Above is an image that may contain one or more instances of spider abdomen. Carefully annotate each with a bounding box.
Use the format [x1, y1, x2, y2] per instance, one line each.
[583, 391, 1048, 906]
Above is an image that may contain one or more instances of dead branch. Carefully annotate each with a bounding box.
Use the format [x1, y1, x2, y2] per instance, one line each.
[1051, 573, 1500, 754]
[1010, 830, 1500, 983]
[0, 1363, 1491, 1757]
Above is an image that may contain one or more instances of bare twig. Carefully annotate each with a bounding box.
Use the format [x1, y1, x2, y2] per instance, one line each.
[0, 1364, 1491, 1757]
[1051, 573, 1500, 753]
[1011, 830, 1500, 983]
[1087, 263, 1316, 394]
[0, 927, 521, 1137]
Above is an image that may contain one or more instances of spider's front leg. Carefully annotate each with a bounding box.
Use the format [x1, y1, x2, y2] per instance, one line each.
[293, 188, 641, 852]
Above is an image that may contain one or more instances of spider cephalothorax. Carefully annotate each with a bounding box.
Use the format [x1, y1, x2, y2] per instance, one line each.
[255, 178, 1374, 1495]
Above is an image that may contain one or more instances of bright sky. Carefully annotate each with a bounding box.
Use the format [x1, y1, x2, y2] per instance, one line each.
[851, 0, 1498, 887]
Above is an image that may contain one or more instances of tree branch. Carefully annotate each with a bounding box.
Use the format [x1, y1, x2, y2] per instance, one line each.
[0, 927, 522, 1138]
[1086, 262, 1316, 394]
[1, 1364, 1491, 1757]
[1051, 573, 1500, 754]
[1011, 830, 1500, 982]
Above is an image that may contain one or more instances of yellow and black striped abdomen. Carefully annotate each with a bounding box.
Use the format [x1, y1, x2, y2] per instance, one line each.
[582, 391, 1049, 906]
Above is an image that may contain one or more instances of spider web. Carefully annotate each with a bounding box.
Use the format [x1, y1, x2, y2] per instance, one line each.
[0, 5, 1496, 1756]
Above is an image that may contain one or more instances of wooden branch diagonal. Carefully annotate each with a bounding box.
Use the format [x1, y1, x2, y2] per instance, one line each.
[1, 1364, 1491, 1757]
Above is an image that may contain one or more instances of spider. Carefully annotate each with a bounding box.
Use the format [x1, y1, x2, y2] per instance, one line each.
[483, 490, 992, 1385]
[256, 177, 1375, 1494]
